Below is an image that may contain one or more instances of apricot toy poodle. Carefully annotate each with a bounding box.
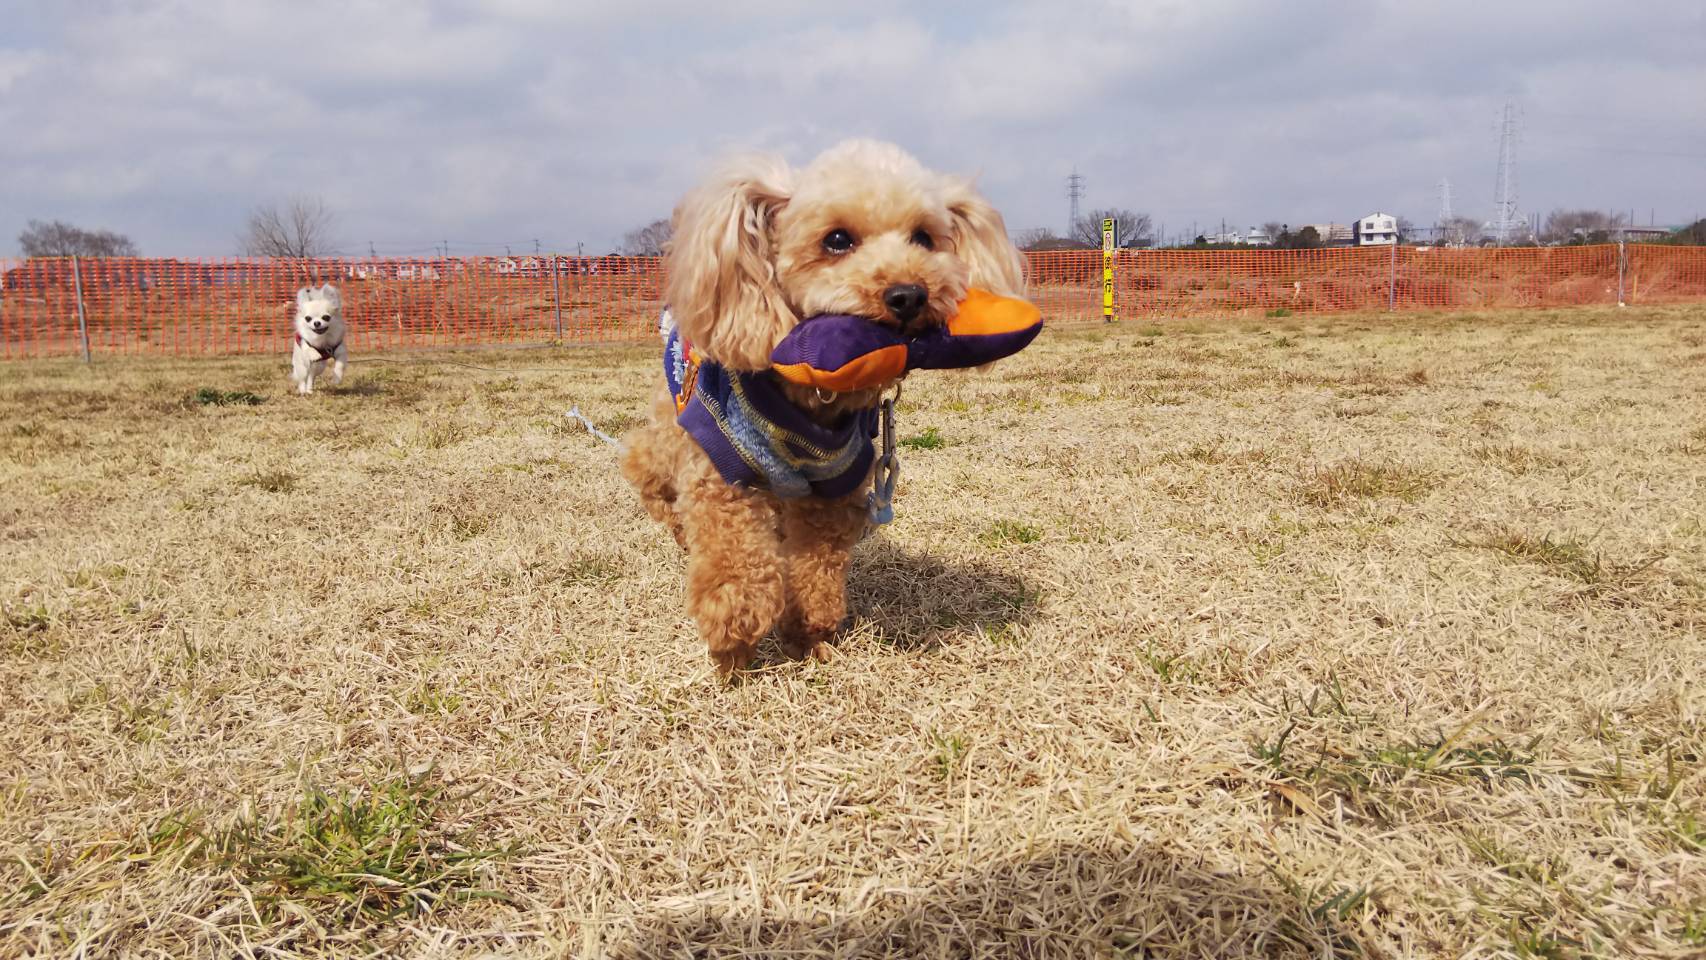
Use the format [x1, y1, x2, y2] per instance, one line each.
[621, 139, 1026, 674]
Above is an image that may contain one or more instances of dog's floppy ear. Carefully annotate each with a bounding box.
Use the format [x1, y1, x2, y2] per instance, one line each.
[295, 286, 314, 308]
[318, 283, 340, 309]
[941, 175, 1025, 299]
[665, 154, 795, 371]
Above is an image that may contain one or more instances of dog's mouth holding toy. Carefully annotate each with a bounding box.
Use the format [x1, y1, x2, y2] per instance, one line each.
[769, 288, 1043, 395]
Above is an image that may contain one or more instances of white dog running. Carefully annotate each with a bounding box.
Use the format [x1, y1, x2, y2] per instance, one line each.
[289, 283, 348, 395]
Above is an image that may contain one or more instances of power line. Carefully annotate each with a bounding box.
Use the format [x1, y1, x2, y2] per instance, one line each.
[1524, 137, 1706, 160]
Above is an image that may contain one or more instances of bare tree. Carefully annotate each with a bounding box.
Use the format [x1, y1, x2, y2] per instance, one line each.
[620, 218, 673, 256]
[1012, 227, 1058, 250]
[1541, 208, 1628, 244]
[1395, 216, 1417, 242]
[1437, 216, 1482, 247]
[241, 195, 336, 257]
[1070, 208, 1153, 248]
[18, 219, 139, 257]
[1260, 221, 1285, 244]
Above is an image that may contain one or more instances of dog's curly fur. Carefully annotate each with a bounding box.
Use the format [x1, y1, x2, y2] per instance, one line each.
[621, 139, 1024, 674]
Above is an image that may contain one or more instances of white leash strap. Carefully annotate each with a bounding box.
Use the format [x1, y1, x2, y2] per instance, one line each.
[566, 406, 623, 449]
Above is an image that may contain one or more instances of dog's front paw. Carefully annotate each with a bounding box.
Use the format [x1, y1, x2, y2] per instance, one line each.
[776, 608, 840, 663]
[779, 638, 836, 663]
[709, 643, 758, 677]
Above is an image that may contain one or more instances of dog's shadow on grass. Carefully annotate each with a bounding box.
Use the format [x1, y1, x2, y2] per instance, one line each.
[326, 375, 429, 406]
[602, 840, 1376, 958]
[332, 378, 387, 397]
[844, 539, 1038, 651]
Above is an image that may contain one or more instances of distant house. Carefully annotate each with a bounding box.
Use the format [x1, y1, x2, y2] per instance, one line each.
[1354, 212, 1398, 246]
[1621, 226, 1673, 241]
[1202, 227, 1269, 245]
[1305, 223, 1355, 245]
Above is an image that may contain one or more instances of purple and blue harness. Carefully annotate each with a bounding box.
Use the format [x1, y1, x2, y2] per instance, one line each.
[658, 292, 1042, 523]
[663, 311, 879, 501]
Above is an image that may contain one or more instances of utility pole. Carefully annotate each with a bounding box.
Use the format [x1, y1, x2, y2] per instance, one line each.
[1490, 101, 1524, 246]
[1437, 178, 1455, 244]
[1066, 169, 1085, 236]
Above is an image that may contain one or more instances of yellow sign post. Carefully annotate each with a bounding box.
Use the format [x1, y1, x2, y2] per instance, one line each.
[1102, 217, 1116, 323]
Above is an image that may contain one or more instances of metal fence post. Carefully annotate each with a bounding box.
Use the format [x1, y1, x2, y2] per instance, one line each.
[552, 255, 564, 342]
[1616, 238, 1626, 307]
[1387, 240, 1397, 311]
[72, 255, 91, 363]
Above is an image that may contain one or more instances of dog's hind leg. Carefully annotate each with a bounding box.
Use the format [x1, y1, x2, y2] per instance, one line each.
[677, 465, 783, 675]
[777, 493, 868, 662]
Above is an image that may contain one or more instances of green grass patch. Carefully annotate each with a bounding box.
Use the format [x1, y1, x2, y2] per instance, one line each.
[1461, 530, 1661, 588]
[192, 387, 266, 407]
[152, 774, 514, 922]
[981, 519, 1042, 546]
[1298, 461, 1434, 506]
[899, 427, 948, 451]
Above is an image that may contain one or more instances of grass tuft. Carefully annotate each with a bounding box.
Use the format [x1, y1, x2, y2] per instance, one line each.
[899, 427, 948, 451]
[154, 775, 513, 922]
[981, 519, 1042, 546]
[192, 387, 266, 407]
[240, 470, 298, 493]
[1470, 442, 1565, 474]
[1298, 461, 1434, 506]
[1461, 529, 1662, 589]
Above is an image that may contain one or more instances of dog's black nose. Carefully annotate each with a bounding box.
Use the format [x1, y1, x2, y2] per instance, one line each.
[882, 284, 927, 325]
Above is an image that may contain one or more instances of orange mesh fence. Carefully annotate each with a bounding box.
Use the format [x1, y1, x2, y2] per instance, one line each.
[0, 255, 663, 359]
[2, 245, 1702, 358]
[1624, 244, 1706, 305]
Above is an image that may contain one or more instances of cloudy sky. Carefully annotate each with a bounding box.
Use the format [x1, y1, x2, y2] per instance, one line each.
[2, 0, 1702, 256]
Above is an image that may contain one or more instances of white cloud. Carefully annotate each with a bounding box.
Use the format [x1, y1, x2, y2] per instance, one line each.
[1, 0, 1701, 255]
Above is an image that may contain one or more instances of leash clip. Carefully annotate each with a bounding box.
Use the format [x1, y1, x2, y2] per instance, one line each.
[864, 383, 902, 534]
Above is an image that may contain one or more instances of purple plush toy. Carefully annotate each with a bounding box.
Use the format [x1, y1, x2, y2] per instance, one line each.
[770, 288, 1043, 392]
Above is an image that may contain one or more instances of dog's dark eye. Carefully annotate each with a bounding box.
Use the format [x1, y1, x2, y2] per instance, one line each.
[321, 315, 331, 321]
[822, 229, 856, 255]
[910, 228, 934, 250]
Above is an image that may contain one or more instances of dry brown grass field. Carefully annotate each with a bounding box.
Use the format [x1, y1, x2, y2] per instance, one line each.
[2, 306, 1703, 958]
